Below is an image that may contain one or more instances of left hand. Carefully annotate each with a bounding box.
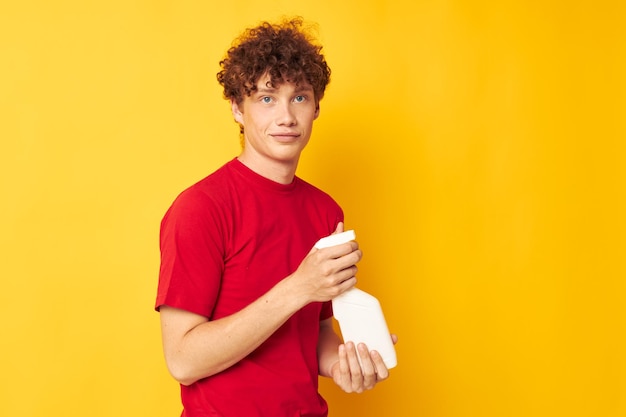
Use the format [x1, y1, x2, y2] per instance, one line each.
[330, 335, 398, 393]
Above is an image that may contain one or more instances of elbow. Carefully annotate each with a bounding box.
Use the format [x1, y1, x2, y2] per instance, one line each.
[174, 373, 197, 387]
[166, 359, 200, 386]
[179, 378, 197, 387]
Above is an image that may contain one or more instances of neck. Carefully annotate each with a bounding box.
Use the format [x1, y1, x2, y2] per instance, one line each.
[236, 153, 299, 185]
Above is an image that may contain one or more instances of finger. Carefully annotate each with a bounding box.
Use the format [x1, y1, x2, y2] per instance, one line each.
[338, 265, 358, 284]
[334, 222, 344, 234]
[369, 350, 390, 381]
[336, 275, 357, 292]
[324, 242, 360, 261]
[336, 344, 352, 390]
[344, 342, 364, 392]
[357, 343, 378, 389]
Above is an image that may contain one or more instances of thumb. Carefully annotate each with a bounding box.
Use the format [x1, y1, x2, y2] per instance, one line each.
[310, 222, 345, 254]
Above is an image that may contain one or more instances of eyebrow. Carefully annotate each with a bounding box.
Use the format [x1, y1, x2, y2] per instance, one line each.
[255, 87, 276, 94]
[255, 84, 314, 94]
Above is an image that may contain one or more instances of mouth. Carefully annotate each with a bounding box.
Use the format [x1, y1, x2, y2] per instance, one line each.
[270, 132, 300, 142]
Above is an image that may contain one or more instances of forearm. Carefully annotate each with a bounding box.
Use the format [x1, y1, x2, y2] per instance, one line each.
[162, 237, 361, 385]
[162, 276, 308, 385]
[317, 318, 342, 378]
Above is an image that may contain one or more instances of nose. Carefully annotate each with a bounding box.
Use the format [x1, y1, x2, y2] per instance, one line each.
[276, 102, 296, 126]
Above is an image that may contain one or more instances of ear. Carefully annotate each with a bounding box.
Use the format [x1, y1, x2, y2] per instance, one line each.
[231, 99, 244, 125]
[314, 103, 320, 120]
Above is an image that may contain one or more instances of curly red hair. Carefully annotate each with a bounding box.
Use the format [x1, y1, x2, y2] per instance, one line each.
[217, 18, 331, 105]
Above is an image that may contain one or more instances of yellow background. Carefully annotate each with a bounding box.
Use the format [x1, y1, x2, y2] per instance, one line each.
[1, 1, 625, 416]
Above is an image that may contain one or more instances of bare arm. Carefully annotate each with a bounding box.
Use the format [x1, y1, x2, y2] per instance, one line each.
[160, 279, 303, 386]
[317, 318, 343, 377]
[160, 225, 361, 386]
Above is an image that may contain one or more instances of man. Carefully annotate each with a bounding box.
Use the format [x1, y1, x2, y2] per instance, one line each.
[156, 18, 395, 417]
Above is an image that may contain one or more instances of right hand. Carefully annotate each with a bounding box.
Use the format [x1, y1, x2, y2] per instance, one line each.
[289, 222, 362, 303]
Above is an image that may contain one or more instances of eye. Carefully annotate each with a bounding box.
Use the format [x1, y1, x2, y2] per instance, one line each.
[261, 96, 273, 104]
[293, 95, 306, 103]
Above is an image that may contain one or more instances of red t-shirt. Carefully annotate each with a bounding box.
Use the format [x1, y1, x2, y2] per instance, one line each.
[156, 158, 343, 417]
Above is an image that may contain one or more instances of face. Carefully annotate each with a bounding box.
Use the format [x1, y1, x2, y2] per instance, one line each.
[231, 74, 320, 173]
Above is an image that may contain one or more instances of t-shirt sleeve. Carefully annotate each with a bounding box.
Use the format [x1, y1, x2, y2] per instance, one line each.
[155, 187, 224, 318]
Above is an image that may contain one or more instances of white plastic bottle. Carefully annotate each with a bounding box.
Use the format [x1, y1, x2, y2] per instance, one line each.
[314, 230, 397, 369]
